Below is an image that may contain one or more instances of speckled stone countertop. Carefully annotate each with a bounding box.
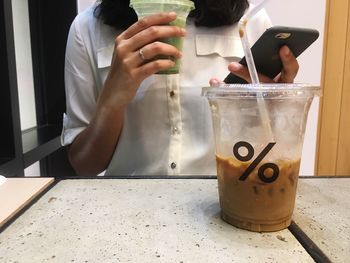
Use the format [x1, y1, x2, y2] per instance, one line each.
[1, 178, 344, 263]
[293, 178, 350, 263]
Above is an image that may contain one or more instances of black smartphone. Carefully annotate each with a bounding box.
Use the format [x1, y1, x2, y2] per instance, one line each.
[224, 26, 319, 83]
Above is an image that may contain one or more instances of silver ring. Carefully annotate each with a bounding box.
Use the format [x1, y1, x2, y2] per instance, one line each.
[138, 48, 146, 61]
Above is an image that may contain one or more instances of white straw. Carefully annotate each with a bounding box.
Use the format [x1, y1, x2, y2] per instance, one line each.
[238, 0, 274, 141]
[239, 0, 270, 84]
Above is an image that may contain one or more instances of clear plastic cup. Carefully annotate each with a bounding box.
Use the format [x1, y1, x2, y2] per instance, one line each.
[203, 83, 321, 232]
[130, 0, 194, 74]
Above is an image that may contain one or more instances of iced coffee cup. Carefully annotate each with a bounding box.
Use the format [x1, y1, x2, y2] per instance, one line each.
[130, 0, 194, 74]
[203, 83, 320, 232]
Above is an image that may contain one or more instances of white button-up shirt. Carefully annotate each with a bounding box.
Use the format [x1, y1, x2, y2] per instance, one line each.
[61, 5, 271, 176]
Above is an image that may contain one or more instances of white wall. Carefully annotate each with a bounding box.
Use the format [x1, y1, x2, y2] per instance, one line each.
[263, 0, 326, 175]
[12, 0, 40, 176]
[12, 0, 36, 130]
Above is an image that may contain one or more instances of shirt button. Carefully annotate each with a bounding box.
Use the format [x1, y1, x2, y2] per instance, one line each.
[169, 90, 175, 97]
[172, 126, 179, 134]
[170, 162, 177, 169]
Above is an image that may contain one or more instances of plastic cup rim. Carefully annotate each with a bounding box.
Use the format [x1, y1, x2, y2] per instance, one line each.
[202, 83, 321, 97]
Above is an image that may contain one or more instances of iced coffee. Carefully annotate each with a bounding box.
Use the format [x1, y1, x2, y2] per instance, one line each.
[216, 155, 301, 232]
[202, 83, 320, 232]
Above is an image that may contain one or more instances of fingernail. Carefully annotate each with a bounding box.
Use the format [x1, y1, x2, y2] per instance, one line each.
[211, 79, 219, 85]
[181, 28, 186, 35]
[230, 62, 241, 71]
[210, 79, 220, 87]
[169, 12, 176, 18]
[284, 46, 291, 56]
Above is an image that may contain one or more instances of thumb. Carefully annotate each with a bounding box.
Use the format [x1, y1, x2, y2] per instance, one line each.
[278, 46, 299, 83]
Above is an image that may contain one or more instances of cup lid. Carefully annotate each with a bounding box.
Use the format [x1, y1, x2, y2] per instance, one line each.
[202, 83, 321, 99]
[130, 0, 195, 9]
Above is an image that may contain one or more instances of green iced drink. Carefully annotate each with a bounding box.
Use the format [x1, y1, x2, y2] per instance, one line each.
[157, 17, 186, 74]
[130, 0, 194, 74]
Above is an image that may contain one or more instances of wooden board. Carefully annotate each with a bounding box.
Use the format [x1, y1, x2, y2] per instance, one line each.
[316, 0, 350, 175]
[0, 177, 54, 228]
[336, 1, 350, 175]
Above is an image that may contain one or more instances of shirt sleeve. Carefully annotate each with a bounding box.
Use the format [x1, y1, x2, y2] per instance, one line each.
[61, 14, 98, 146]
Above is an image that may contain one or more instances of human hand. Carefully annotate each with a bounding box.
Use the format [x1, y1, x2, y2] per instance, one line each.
[209, 46, 299, 86]
[101, 12, 185, 107]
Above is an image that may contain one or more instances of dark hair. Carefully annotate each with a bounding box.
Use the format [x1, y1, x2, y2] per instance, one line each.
[189, 0, 249, 27]
[94, 0, 138, 30]
[94, 0, 249, 29]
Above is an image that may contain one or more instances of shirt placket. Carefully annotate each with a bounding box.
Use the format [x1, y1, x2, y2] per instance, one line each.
[166, 76, 182, 175]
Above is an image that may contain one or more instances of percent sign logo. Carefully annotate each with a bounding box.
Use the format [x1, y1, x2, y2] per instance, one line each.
[233, 141, 279, 183]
